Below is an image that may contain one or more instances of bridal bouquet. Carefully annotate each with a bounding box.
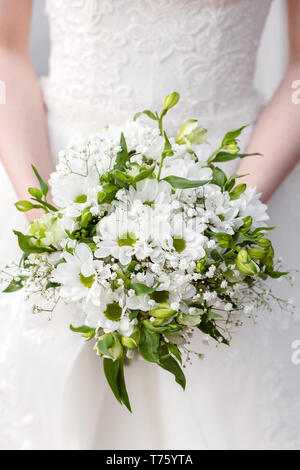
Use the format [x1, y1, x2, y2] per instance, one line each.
[1, 93, 290, 411]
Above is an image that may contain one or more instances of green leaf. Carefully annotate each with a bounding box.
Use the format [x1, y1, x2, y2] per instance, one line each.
[98, 184, 118, 205]
[13, 230, 51, 254]
[129, 310, 140, 321]
[31, 165, 49, 197]
[221, 126, 248, 148]
[3, 278, 26, 293]
[230, 183, 247, 200]
[158, 345, 186, 390]
[251, 226, 276, 237]
[233, 231, 257, 245]
[103, 358, 122, 403]
[150, 290, 169, 303]
[131, 282, 157, 296]
[133, 110, 158, 122]
[206, 309, 223, 321]
[163, 175, 209, 189]
[211, 232, 233, 249]
[211, 151, 261, 163]
[70, 324, 96, 341]
[96, 333, 115, 358]
[198, 321, 229, 346]
[133, 165, 155, 184]
[212, 167, 227, 189]
[45, 281, 61, 290]
[125, 260, 139, 273]
[162, 132, 174, 158]
[116, 356, 132, 412]
[210, 249, 224, 261]
[80, 208, 93, 228]
[265, 269, 289, 279]
[224, 173, 249, 193]
[103, 357, 132, 412]
[139, 325, 160, 363]
[167, 343, 182, 364]
[114, 133, 129, 171]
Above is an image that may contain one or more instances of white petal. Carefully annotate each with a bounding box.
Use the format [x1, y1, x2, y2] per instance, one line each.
[76, 244, 93, 263]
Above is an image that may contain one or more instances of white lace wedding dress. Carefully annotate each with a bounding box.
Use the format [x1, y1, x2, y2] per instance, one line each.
[1, 0, 300, 450]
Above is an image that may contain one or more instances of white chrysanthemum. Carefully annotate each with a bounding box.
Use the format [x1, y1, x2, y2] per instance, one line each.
[170, 213, 206, 260]
[237, 187, 269, 226]
[52, 244, 111, 301]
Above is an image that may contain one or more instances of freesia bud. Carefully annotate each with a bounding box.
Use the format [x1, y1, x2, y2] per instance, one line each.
[163, 92, 180, 111]
[248, 247, 267, 260]
[257, 237, 271, 248]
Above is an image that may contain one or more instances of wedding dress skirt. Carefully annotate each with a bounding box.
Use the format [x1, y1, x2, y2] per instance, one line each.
[1, 0, 300, 450]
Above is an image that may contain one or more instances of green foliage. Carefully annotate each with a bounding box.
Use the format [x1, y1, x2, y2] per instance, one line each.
[211, 151, 261, 163]
[131, 282, 157, 296]
[212, 167, 227, 189]
[114, 133, 129, 171]
[163, 175, 209, 189]
[70, 324, 96, 341]
[3, 277, 27, 293]
[32, 164, 49, 197]
[13, 230, 52, 254]
[103, 356, 132, 412]
[133, 110, 158, 122]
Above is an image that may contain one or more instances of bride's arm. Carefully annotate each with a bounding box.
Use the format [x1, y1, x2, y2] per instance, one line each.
[0, 0, 53, 219]
[237, 0, 300, 203]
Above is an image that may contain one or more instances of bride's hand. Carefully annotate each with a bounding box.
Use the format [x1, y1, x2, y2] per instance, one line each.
[0, 0, 53, 221]
[237, 0, 300, 203]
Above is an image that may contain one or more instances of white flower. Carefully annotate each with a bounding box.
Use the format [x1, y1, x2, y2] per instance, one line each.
[237, 187, 269, 226]
[52, 244, 110, 301]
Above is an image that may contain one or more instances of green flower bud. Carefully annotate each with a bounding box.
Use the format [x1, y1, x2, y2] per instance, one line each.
[15, 200, 36, 212]
[242, 216, 253, 230]
[121, 328, 140, 349]
[196, 259, 206, 274]
[236, 249, 260, 276]
[28, 187, 43, 199]
[257, 237, 271, 248]
[215, 233, 232, 249]
[150, 302, 176, 319]
[248, 247, 267, 260]
[162, 92, 180, 111]
[176, 119, 207, 146]
[225, 142, 240, 155]
[151, 317, 167, 326]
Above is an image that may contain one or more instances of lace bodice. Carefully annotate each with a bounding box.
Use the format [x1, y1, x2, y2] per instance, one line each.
[42, 0, 272, 140]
